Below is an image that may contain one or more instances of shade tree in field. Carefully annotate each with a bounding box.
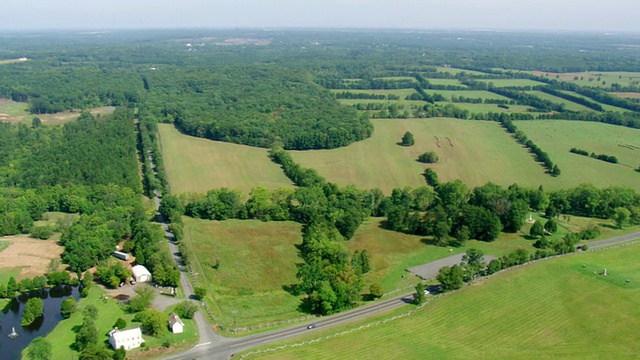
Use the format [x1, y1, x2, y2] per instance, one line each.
[417, 151, 438, 163]
[400, 131, 415, 146]
[26, 337, 52, 360]
[530, 221, 544, 238]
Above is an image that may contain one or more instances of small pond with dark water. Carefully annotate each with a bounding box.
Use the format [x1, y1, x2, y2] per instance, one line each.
[0, 286, 80, 359]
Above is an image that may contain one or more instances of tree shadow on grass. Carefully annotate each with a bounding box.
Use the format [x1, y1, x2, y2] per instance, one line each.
[281, 284, 301, 296]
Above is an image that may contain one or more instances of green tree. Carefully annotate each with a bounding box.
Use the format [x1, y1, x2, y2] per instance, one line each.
[27, 337, 52, 360]
[414, 283, 426, 304]
[543, 218, 558, 233]
[22, 298, 44, 326]
[83, 304, 99, 321]
[461, 248, 485, 279]
[137, 309, 167, 337]
[113, 347, 126, 360]
[417, 151, 438, 163]
[613, 207, 631, 228]
[74, 319, 98, 352]
[128, 286, 156, 312]
[174, 301, 198, 319]
[369, 283, 384, 299]
[400, 131, 415, 146]
[529, 221, 544, 238]
[194, 286, 207, 301]
[437, 264, 464, 292]
[7, 276, 18, 296]
[114, 317, 127, 330]
[60, 297, 76, 319]
[551, 165, 561, 176]
[32, 117, 42, 128]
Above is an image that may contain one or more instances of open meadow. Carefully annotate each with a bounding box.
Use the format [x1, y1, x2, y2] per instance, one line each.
[531, 71, 640, 89]
[247, 241, 640, 359]
[291, 118, 552, 193]
[182, 218, 304, 327]
[423, 89, 511, 101]
[0, 99, 115, 125]
[158, 124, 293, 195]
[517, 120, 640, 191]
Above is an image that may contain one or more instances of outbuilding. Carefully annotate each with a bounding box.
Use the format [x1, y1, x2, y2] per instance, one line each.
[131, 265, 152, 283]
[168, 312, 185, 334]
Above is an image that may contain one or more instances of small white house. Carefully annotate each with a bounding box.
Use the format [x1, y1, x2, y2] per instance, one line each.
[168, 312, 185, 334]
[132, 265, 152, 283]
[108, 327, 144, 350]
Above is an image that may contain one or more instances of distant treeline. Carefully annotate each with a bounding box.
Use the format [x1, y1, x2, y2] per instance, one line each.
[334, 91, 399, 100]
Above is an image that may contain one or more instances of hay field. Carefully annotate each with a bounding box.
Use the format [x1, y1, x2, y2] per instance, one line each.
[517, 120, 640, 191]
[158, 124, 293, 195]
[526, 90, 593, 112]
[290, 118, 552, 193]
[250, 242, 640, 359]
[182, 218, 303, 327]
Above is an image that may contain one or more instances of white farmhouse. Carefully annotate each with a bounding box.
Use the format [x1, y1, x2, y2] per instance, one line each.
[132, 265, 152, 283]
[108, 327, 144, 350]
[168, 312, 185, 334]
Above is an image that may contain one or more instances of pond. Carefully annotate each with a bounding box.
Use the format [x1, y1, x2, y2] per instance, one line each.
[0, 286, 80, 360]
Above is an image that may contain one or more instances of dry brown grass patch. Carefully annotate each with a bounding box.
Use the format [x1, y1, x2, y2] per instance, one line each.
[0, 236, 64, 278]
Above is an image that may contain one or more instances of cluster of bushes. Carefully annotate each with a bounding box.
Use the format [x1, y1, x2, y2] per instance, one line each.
[0, 271, 78, 299]
[417, 151, 438, 163]
[497, 117, 560, 175]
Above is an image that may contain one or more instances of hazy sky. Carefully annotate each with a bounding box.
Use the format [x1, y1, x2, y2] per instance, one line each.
[2, 0, 639, 32]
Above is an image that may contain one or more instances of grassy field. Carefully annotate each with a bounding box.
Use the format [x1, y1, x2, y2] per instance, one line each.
[424, 89, 511, 101]
[439, 102, 535, 114]
[0, 99, 115, 125]
[158, 124, 293, 195]
[182, 218, 304, 327]
[558, 90, 628, 112]
[435, 67, 488, 76]
[517, 120, 640, 191]
[292, 118, 555, 193]
[330, 89, 418, 98]
[611, 92, 640, 99]
[483, 78, 546, 87]
[0, 98, 28, 116]
[526, 90, 594, 112]
[532, 71, 640, 88]
[247, 241, 640, 359]
[423, 78, 466, 87]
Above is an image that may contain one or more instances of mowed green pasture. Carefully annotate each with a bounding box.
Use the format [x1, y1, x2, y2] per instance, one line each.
[0, 98, 28, 116]
[517, 120, 640, 191]
[249, 242, 640, 359]
[532, 71, 640, 88]
[158, 124, 293, 195]
[447, 102, 536, 114]
[182, 218, 304, 327]
[483, 78, 546, 87]
[558, 90, 628, 112]
[526, 90, 594, 112]
[435, 67, 488, 76]
[330, 89, 418, 98]
[291, 118, 569, 193]
[423, 78, 466, 87]
[424, 89, 511, 101]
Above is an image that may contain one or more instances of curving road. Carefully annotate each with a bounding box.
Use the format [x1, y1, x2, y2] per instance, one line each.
[155, 186, 640, 360]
